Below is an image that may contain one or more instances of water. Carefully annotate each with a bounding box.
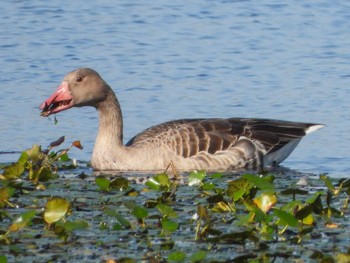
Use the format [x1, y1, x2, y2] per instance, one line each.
[0, 0, 349, 177]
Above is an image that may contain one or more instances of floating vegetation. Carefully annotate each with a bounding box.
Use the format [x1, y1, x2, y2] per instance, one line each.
[0, 139, 350, 262]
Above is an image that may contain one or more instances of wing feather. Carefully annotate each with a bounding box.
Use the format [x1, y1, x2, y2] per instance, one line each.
[126, 118, 320, 159]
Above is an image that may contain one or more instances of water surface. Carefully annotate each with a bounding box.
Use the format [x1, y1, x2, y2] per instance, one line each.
[0, 1, 349, 176]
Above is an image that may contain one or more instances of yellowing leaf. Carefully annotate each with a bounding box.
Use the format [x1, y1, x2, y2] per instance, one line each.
[326, 222, 338, 228]
[0, 187, 15, 207]
[72, 140, 83, 150]
[302, 213, 314, 225]
[2, 162, 25, 179]
[253, 193, 277, 213]
[44, 197, 70, 224]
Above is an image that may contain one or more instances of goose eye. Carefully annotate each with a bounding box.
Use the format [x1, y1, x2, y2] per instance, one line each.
[76, 77, 83, 82]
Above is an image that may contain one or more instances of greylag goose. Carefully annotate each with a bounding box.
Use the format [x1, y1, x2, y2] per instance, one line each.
[40, 68, 324, 171]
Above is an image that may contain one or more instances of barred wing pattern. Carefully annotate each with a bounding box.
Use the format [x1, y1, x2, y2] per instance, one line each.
[126, 118, 317, 169]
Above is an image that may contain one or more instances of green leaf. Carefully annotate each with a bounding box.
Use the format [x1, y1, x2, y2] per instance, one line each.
[110, 177, 129, 191]
[132, 206, 148, 219]
[202, 182, 215, 190]
[189, 250, 207, 263]
[242, 174, 275, 192]
[0, 187, 15, 204]
[26, 145, 45, 161]
[95, 176, 111, 191]
[210, 173, 223, 179]
[251, 206, 266, 223]
[273, 208, 299, 227]
[2, 162, 25, 179]
[0, 255, 7, 263]
[145, 173, 171, 191]
[161, 218, 178, 232]
[188, 170, 206, 186]
[157, 203, 177, 218]
[59, 153, 70, 162]
[295, 204, 313, 220]
[37, 167, 57, 182]
[104, 209, 131, 228]
[145, 179, 160, 191]
[44, 197, 70, 224]
[226, 178, 252, 200]
[168, 251, 186, 262]
[9, 210, 36, 232]
[17, 151, 29, 165]
[320, 174, 335, 191]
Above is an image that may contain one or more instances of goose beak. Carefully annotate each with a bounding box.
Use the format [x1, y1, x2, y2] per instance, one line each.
[40, 82, 73, 116]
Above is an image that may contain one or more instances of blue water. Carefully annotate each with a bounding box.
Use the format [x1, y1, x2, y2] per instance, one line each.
[0, 1, 349, 177]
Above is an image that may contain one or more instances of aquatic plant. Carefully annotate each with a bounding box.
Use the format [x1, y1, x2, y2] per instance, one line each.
[1, 139, 350, 262]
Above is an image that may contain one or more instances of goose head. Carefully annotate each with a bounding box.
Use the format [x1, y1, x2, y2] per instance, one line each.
[40, 68, 109, 116]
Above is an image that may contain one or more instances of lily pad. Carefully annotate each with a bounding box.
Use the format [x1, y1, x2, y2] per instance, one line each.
[44, 197, 70, 224]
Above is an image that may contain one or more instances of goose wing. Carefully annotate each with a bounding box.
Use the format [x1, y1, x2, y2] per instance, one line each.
[126, 118, 322, 159]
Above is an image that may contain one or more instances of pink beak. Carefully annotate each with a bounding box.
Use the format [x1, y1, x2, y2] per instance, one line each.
[40, 82, 73, 116]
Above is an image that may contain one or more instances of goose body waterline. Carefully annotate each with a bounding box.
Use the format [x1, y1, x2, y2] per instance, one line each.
[40, 68, 324, 171]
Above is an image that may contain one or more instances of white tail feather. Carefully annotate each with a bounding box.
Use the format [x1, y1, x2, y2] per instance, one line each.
[306, 124, 325, 134]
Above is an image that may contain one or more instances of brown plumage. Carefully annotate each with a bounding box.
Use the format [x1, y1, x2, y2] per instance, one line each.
[40, 68, 324, 171]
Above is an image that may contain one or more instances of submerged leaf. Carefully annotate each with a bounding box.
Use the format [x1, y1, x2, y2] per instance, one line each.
[44, 197, 70, 224]
[62, 220, 89, 232]
[221, 230, 258, 244]
[281, 188, 309, 201]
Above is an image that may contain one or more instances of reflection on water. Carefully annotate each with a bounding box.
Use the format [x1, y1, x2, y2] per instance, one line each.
[0, 1, 349, 176]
